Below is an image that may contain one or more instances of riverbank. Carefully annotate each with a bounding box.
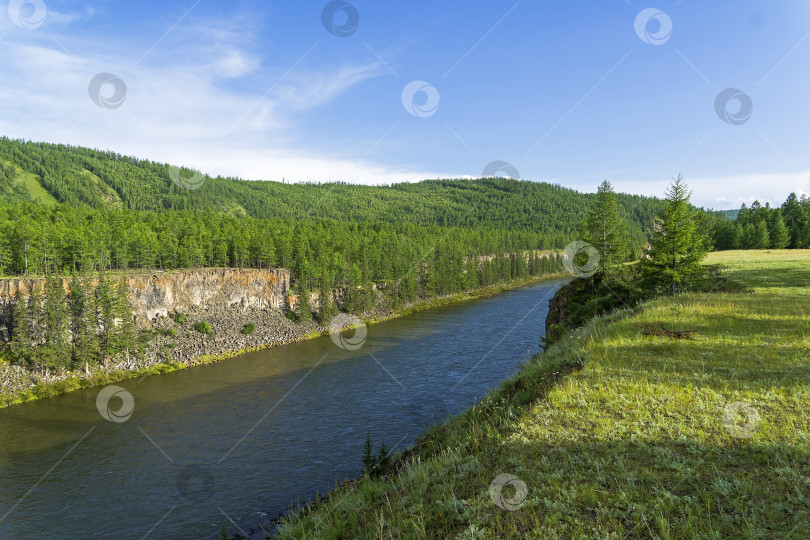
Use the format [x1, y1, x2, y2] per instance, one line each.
[0, 272, 566, 408]
[273, 250, 810, 538]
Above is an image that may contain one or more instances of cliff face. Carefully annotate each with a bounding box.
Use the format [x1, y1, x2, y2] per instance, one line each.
[544, 285, 569, 335]
[0, 268, 292, 339]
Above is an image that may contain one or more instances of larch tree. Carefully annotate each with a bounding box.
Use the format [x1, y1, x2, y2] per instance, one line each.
[581, 180, 628, 278]
[11, 289, 32, 363]
[641, 175, 709, 295]
[114, 278, 136, 363]
[42, 273, 70, 371]
[769, 214, 789, 249]
[69, 273, 99, 373]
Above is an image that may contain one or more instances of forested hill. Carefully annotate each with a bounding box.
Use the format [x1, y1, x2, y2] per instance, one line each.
[0, 137, 661, 241]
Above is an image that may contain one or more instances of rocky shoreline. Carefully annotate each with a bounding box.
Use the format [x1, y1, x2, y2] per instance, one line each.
[0, 274, 565, 407]
[0, 302, 323, 406]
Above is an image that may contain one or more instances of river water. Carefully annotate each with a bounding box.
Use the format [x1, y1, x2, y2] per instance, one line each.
[0, 278, 565, 539]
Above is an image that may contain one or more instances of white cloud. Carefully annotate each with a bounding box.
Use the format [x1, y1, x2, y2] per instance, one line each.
[0, 19, 421, 185]
[212, 46, 261, 79]
[606, 170, 810, 209]
[160, 148, 447, 185]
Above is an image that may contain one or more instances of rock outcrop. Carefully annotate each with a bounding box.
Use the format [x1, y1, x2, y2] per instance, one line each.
[0, 268, 292, 340]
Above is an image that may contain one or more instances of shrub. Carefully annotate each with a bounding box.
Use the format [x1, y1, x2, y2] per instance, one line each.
[361, 433, 391, 477]
[176, 313, 187, 325]
[194, 321, 212, 335]
[242, 323, 255, 335]
[541, 324, 567, 350]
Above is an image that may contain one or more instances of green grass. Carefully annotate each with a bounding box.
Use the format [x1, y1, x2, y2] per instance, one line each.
[2, 161, 58, 206]
[276, 250, 810, 539]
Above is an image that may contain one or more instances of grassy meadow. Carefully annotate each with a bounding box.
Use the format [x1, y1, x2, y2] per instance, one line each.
[276, 250, 810, 539]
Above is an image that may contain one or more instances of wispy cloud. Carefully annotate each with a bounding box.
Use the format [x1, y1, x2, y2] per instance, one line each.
[0, 8, 440, 184]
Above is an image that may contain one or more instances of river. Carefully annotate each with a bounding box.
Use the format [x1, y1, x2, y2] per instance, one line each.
[0, 278, 566, 539]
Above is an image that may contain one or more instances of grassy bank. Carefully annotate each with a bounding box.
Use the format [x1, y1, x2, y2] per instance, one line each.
[276, 250, 810, 539]
[0, 272, 565, 408]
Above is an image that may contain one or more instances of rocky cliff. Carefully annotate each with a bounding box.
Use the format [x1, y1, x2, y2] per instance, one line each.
[0, 268, 292, 340]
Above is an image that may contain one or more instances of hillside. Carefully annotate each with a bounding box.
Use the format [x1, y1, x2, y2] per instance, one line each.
[0, 137, 661, 244]
[276, 251, 810, 538]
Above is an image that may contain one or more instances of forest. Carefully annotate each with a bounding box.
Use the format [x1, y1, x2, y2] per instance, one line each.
[710, 194, 810, 250]
[0, 137, 662, 243]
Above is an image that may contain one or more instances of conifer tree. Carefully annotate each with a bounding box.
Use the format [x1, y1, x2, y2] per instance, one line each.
[361, 433, 375, 475]
[641, 176, 709, 294]
[28, 285, 44, 370]
[42, 273, 70, 371]
[69, 273, 99, 372]
[769, 214, 789, 249]
[582, 180, 627, 278]
[11, 289, 31, 364]
[317, 282, 337, 324]
[115, 278, 136, 363]
[375, 440, 390, 476]
[753, 220, 770, 249]
[295, 281, 312, 323]
[95, 272, 117, 368]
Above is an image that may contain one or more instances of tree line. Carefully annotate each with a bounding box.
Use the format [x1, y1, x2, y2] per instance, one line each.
[711, 193, 810, 250]
[0, 201, 563, 295]
[8, 273, 136, 373]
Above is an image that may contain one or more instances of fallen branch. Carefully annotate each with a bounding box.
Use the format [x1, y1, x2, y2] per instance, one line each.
[642, 324, 696, 340]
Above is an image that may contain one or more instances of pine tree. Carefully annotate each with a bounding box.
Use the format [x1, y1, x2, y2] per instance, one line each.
[641, 176, 709, 295]
[582, 180, 628, 278]
[11, 289, 32, 364]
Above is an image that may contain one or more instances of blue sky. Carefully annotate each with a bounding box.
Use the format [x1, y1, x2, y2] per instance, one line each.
[1, 0, 809, 208]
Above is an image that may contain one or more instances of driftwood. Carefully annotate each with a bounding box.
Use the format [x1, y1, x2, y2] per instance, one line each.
[642, 324, 696, 340]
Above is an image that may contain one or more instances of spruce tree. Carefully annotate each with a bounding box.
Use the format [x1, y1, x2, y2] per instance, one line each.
[582, 180, 628, 278]
[641, 176, 709, 295]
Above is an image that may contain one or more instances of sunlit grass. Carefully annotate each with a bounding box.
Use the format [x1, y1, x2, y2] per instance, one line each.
[276, 250, 810, 539]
